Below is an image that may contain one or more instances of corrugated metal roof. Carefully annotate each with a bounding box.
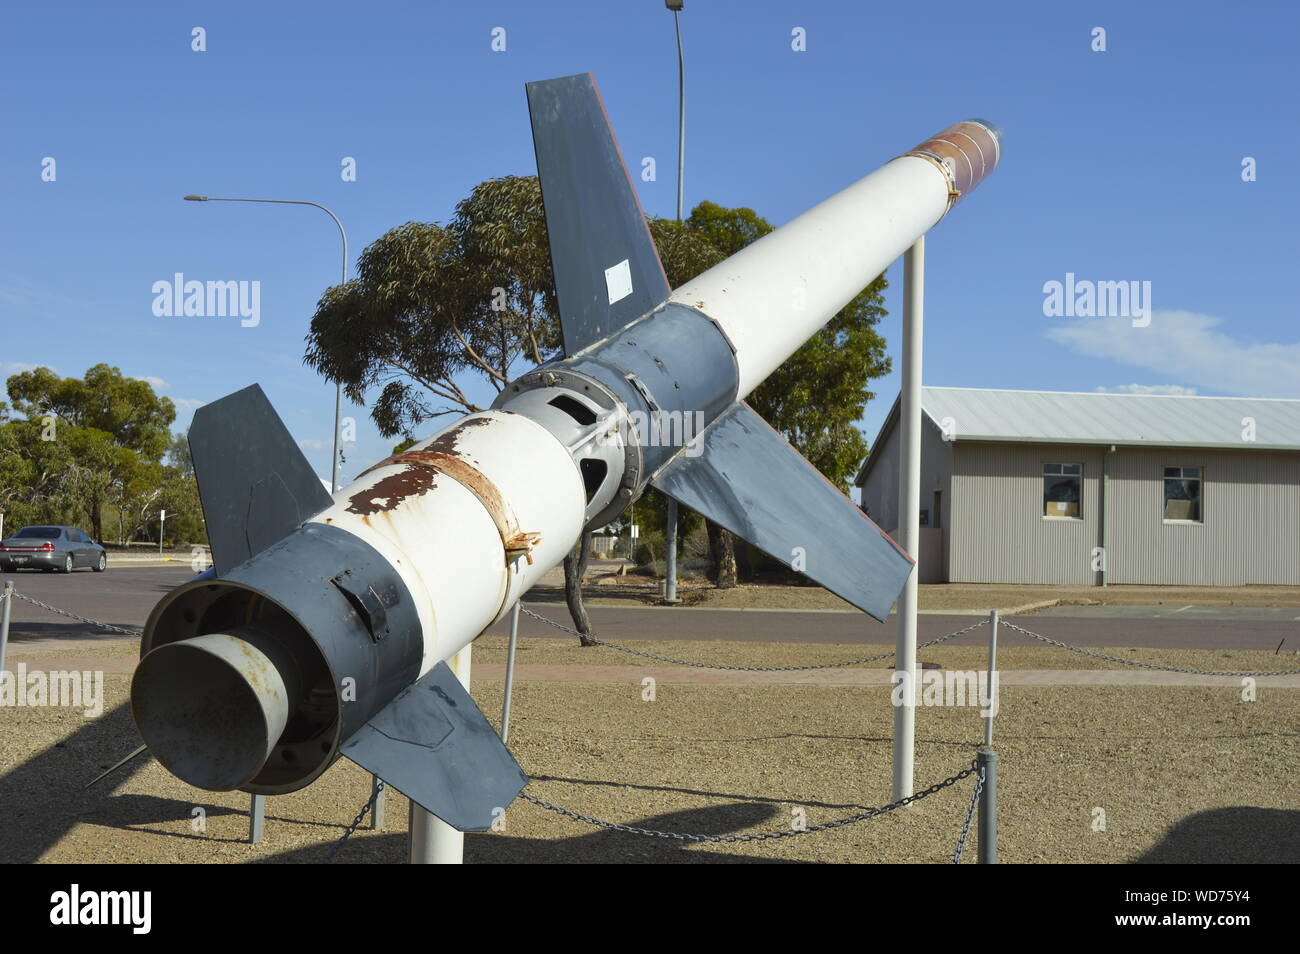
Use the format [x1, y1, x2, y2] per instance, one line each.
[856, 387, 1300, 487]
[922, 387, 1300, 449]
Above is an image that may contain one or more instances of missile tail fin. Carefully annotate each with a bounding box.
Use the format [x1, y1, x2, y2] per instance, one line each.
[526, 72, 671, 355]
[652, 403, 914, 622]
[189, 384, 333, 576]
[341, 662, 528, 832]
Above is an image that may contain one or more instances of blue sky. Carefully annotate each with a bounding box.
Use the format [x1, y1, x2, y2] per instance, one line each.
[2, 1, 1297, 485]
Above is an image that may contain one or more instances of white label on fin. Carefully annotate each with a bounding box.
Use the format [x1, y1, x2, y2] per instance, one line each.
[605, 259, 633, 305]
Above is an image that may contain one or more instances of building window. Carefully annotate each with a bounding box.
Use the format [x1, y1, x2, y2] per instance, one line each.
[1043, 463, 1082, 518]
[1164, 466, 1203, 522]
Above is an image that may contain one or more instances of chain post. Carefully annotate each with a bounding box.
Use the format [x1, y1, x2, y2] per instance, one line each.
[370, 775, 385, 830]
[0, 580, 13, 681]
[976, 748, 997, 864]
[985, 609, 999, 747]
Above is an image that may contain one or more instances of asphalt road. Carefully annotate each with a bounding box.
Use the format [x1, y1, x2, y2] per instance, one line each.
[3, 566, 1296, 652]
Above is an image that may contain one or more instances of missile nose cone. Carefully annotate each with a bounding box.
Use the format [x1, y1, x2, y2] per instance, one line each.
[904, 118, 1002, 208]
[965, 117, 1003, 148]
[131, 632, 292, 791]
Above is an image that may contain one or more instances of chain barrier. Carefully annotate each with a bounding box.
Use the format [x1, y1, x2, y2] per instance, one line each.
[518, 758, 980, 844]
[1002, 620, 1300, 677]
[951, 763, 985, 864]
[8, 590, 143, 636]
[322, 779, 385, 864]
[520, 605, 988, 670]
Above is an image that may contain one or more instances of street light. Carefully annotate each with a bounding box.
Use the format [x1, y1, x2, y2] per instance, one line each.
[664, 0, 685, 603]
[183, 194, 348, 494]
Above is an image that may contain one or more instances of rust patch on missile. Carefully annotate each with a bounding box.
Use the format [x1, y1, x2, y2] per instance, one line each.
[345, 464, 439, 516]
[349, 444, 542, 567]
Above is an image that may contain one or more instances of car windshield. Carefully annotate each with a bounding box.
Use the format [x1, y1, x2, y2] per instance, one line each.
[13, 527, 62, 539]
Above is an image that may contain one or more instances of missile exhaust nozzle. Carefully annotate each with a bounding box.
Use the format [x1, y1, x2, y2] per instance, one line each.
[131, 627, 301, 791]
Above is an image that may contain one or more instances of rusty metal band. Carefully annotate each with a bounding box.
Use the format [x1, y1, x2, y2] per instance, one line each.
[359, 449, 540, 569]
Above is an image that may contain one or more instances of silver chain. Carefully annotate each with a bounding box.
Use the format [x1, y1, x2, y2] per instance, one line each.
[518, 759, 980, 843]
[520, 605, 988, 670]
[1002, 621, 1300, 676]
[322, 779, 384, 864]
[951, 763, 985, 864]
[9, 591, 144, 636]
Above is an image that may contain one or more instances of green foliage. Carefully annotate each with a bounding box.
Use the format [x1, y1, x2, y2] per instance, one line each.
[305, 176, 560, 439]
[6, 362, 175, 461]
[0, 366, 203, 545]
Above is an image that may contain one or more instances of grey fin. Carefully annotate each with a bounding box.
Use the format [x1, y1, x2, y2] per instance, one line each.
[526, 72, 671, 354]
[188, 384, 333, 576]
[652, 403, 914, 622]
[341, 662, 528, 832]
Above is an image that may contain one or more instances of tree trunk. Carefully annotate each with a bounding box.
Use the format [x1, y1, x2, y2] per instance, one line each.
[706, 521, 737, 589]
[563, 530, 596, 647]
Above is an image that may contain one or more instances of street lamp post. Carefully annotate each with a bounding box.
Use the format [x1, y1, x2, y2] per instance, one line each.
[182, 195, 348, 494]
[664, 0, 685, 604]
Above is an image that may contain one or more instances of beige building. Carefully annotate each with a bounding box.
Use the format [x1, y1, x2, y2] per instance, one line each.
[855, 388, 1300, 586]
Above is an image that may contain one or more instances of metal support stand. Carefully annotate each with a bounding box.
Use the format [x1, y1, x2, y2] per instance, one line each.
[409, 644, 470, 864]
[892, 236, 924, 801]
[501, 602, 521, 743]
[977, 748, 998, 864]
[664, 500, 680, 603]
[248, 793, 265, 844]
[0, 580, 12, 680]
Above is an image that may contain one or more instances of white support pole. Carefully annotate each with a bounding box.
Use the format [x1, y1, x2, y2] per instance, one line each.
[892, 236, 924, 801]
[409, 643, 471, 864]
[500, 602, 521, 743]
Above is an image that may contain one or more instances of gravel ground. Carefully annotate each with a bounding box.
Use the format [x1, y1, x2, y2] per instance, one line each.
[2, 636, 1295, 864]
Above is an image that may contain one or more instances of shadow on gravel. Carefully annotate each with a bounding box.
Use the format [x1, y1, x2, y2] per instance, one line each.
[0, 701, 150, 863]
[1135, 807, 1300, 863]
[3, 623, 138, 643]
[264, 802, 806, 864]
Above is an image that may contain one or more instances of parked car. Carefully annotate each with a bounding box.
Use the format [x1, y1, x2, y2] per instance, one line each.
[0, 525, 108, 573]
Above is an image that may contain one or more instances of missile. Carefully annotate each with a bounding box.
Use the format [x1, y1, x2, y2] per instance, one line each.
[131, 74, 1001, 831]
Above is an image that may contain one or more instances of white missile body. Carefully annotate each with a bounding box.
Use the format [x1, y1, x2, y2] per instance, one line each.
[675, 156, 958, 398]
[131, 74, 1000, 831]
[313, 410, 589, 675]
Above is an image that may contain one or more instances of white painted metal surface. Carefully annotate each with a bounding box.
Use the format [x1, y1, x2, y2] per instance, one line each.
[310, 410, 586, 675]
[669, 156, 949, 398]
[893, 237, 923, 801]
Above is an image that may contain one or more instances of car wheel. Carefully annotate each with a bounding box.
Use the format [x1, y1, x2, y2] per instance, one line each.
[94, 553, 107, 572]
[62, 554, 74, 573]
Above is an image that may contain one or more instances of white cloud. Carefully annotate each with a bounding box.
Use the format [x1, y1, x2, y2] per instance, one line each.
[1094, 384, 1198, 396]
[171, 398, 206, 413]
[298, 438, 328, 450]
[136, 375, 169, 390]
[1047, 310, 1300, 398]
